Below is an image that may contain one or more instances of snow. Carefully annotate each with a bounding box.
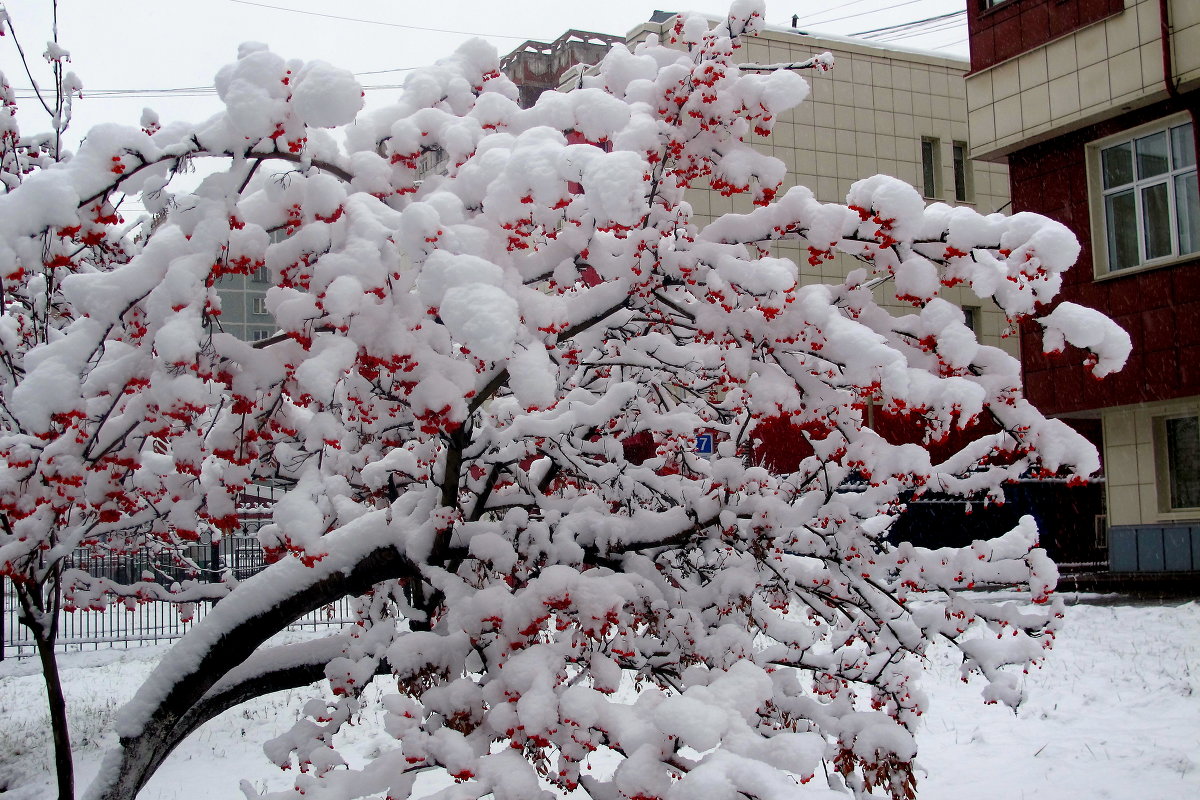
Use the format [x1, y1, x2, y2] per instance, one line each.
[290, 62, 364, 129]
[3, 597, 1197, 799]
[0, 2, 1140, 796]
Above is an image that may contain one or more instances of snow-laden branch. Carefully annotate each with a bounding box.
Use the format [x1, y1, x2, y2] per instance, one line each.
[0, 2, 1124, 798]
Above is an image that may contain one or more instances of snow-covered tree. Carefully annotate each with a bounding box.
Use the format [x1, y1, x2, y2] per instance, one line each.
[1, 2, 1132, 799]
[1, 8, 235, 799]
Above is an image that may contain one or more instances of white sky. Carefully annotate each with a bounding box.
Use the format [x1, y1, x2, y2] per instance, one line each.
[2, 0, 969, 149]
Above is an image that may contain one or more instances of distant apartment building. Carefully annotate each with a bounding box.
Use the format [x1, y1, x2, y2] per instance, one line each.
[214, 266, 275, 342]
[965, 0, 1200, 572]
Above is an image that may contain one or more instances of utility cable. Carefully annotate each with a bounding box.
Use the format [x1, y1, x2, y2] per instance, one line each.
[227, 0, 536, 40]
[853, 9, 965, 38]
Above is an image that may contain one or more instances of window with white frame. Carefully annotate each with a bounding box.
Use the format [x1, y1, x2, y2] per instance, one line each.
[1154, 414, 1200, 512]
[1097, 119, 1199, 273]
[252, 296, 268, 315]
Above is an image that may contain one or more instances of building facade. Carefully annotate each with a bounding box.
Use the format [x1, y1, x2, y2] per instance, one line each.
[617, 16, 1017, 354]
[966, 0, 1200, 571]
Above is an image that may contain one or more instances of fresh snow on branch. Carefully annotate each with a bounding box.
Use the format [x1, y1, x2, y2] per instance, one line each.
[0, 3, 1130, 800]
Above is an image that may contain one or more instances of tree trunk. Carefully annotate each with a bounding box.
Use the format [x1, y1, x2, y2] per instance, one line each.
[36, 629, 74, 800]
[16, 582, 74, 800]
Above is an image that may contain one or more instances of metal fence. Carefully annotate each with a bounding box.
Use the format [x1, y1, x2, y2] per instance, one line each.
[0, 536, 357, 660]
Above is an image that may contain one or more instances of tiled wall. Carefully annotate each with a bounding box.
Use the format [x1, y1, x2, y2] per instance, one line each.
[624, 22, 1015, 353]
[1103, 398, 1200, 526]
[967, 0, 1200, 160]
[967, 0, 1124, 73]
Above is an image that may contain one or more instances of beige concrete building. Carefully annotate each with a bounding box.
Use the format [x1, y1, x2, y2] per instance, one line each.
[608, 16, 1016, 354]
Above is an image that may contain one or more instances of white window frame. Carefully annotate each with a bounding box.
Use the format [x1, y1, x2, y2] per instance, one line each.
[1089, 114, 1200, 277]
[1153, 412, 1200, 514]
[252, 296, 268, 315]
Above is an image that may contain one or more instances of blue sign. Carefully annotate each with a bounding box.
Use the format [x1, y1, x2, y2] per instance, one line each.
[696, 433, 714, 455]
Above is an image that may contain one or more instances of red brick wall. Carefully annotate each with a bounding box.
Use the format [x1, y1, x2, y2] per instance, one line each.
[967, 0, 1125, 73]
[1008, 99, 1200, 416]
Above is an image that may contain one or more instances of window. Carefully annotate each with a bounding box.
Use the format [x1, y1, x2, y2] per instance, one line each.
[1154, 414, 1200, 511]
[952, 141, 972, 202]
[921, 137, 941, 199]
[252, 297, 268, 315]
[961, 305, 979, 334]
[251, 328, 273, 342]
[1096, 119, 1199, 273]
[251, 265, 270, 283]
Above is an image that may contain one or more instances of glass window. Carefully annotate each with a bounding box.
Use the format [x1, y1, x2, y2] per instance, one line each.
[952, 141, 971, 202]
[1098, 121, 1199, 271]
[962, 305, 978, 334]
[1141, 182, 1171, 260]
[1135, 131, 1169, 179]
[921, 137, 940, 199]
[1104, 190, 1138, 271]
[1102, 142, 1133, 189]
[1165, 416, 1200, 509]
[1172, 125, 1196, 167]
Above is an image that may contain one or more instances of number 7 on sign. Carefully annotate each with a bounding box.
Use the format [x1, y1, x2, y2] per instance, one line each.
[696, 433, 714, 456]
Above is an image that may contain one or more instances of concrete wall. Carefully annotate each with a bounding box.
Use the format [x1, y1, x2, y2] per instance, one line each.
[1104, 397, 1200, 526]
[622, 20, 1016, 353]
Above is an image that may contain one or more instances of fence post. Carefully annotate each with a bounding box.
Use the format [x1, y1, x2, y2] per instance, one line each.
[210, 538, 221, 583]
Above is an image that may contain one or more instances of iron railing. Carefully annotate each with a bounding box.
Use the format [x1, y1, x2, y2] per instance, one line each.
[1, 536, 356, 660]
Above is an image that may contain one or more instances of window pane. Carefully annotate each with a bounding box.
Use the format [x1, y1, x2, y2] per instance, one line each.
[1142, 182, 1172, 260]
[1105, 189, 1139, 270]
[1171, 123, 1195, 168]
[1166, 416, 1200, 509]
[921, 139, 937, 198]
[962, 306, 977, 333]
[953, 142, 967, 201]
[1102, 142, 1134, 188]
[1136, 131, 1170, 178]
[1175, 171, 1200, 255]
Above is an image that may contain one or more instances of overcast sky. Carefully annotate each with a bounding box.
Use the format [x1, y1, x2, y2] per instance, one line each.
[2, 0, 969, 148]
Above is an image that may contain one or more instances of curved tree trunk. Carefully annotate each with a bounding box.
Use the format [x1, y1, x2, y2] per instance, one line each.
[86, 528, 419, 800]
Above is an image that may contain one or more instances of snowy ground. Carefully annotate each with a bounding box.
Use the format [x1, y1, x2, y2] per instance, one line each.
[1, 595, 1197, 799]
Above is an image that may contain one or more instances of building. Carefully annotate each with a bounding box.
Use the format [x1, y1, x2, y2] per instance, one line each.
[500, 29, 623, 109]
[965, 0, 1200, 572]
[214, 266, 275, 343]
[616, 15, 1016, 355]
[516, 13, 1081, 549]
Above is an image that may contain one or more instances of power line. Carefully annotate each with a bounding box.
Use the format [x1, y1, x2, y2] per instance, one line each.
[853, 9, 965, 38]
[12, 81, 407, 100]
[9, 65, 421, 100]
[791, 0, 932, 29]
[227, 0, 536, 40]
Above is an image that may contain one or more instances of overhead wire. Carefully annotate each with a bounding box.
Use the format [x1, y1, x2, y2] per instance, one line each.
[10, 65, 421, 100]
[789, 0, 935, 29]
[866, 20, 967, 44]
[853, 9, 965, 39]
[226, 0, 537, 40]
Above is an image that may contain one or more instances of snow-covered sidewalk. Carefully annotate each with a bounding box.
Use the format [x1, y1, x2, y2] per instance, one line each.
[2, 597, 1197, 799]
